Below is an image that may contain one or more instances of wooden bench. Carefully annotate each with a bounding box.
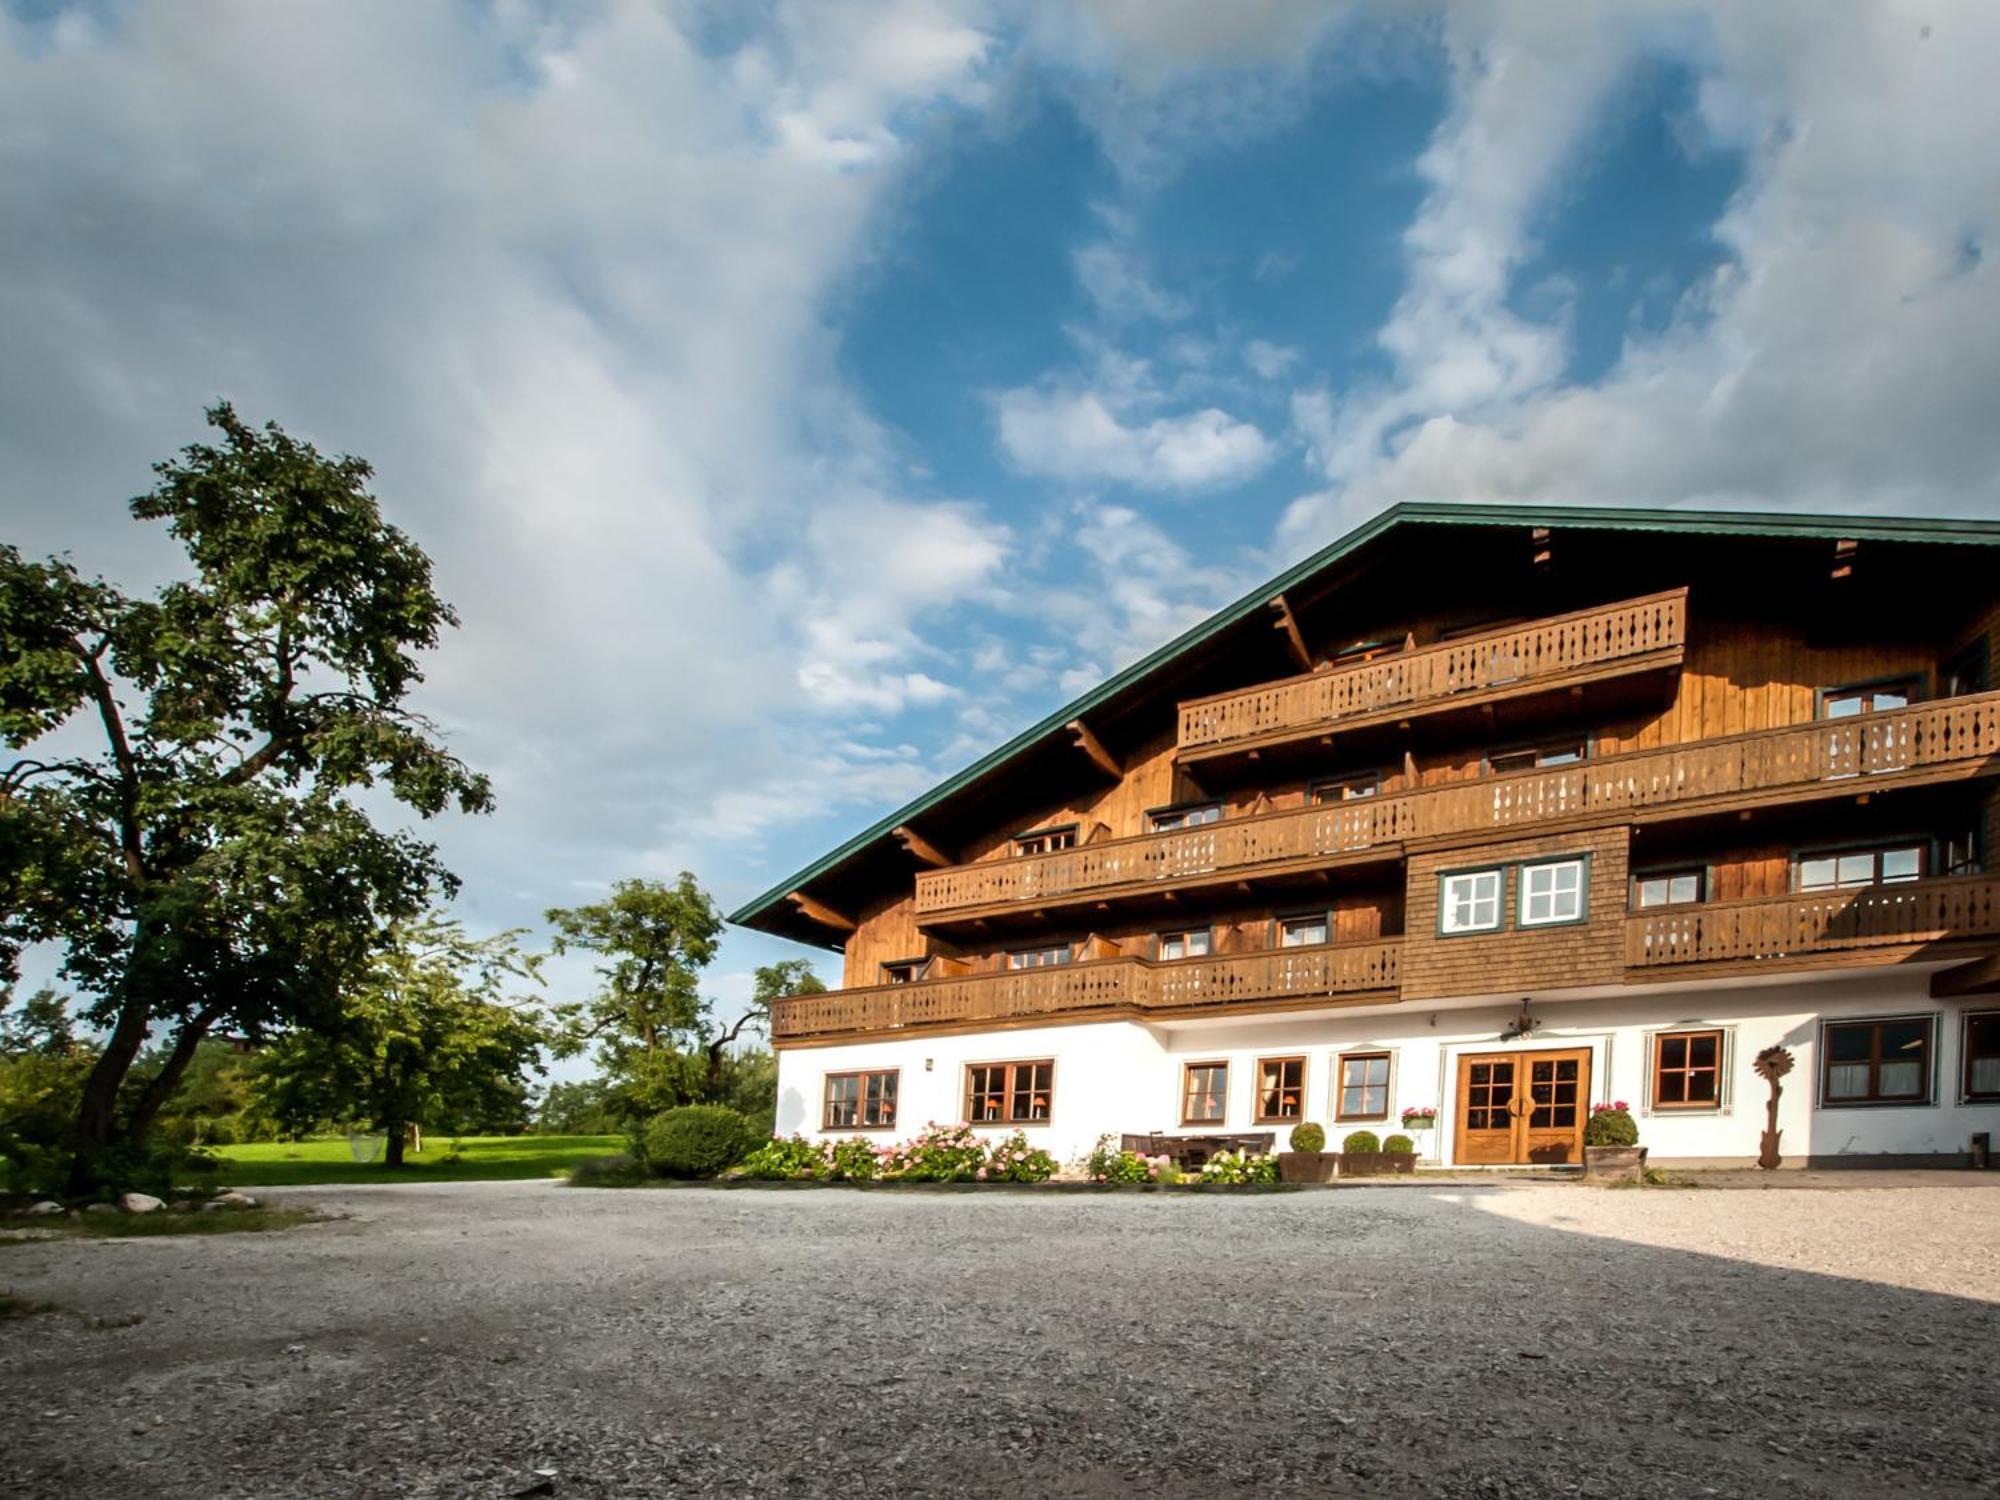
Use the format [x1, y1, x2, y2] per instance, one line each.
[1121, 1131, 1276, 1169]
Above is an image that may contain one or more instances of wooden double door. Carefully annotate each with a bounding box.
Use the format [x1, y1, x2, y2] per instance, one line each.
[1454, 1048, 1591, 1165]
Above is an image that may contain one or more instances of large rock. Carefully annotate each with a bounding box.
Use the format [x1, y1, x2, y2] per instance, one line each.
[25, 1200, 64, 1216]
[117, 1192, 166, 1214]
[214, 1191, 258, 1209]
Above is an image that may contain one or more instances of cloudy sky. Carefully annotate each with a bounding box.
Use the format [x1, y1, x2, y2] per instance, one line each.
[4, 0, 1997, 1024]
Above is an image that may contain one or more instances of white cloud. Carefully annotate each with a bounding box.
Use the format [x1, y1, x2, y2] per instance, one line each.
[994, 385, 1276, 490]
[1243, 339, 1301, 380]
[1283, 0, 2000, 547]
[1073, 240, 1192, 321]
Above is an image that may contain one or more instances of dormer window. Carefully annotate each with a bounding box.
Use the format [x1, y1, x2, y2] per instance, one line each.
[1149, 802, 1221, 833]
[1013, 824, 1077, 856]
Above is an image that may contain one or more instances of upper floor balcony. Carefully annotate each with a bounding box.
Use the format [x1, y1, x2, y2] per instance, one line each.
[914, 688, 2000, 925]
[770, 938, 1403, 1042]
[1176, 588, 1688, 763]
[1627, 872, 2000, 973]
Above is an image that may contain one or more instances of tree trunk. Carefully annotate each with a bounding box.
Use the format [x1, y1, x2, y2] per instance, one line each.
[383, 1120, 406, 1168]
[66, 989, 157, 1192]
[124, 1008, 221, 1142]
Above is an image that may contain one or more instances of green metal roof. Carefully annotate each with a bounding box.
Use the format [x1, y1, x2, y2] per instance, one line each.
[729, 500, 2000, 931]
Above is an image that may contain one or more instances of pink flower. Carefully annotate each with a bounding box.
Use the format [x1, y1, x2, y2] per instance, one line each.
[975, 1167, 988, 1180]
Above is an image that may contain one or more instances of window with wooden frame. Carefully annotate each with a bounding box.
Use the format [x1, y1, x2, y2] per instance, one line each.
[1439, 868, 1503, 935]
[1795, 843, 1924, 892]
[1311, 772, 1381, 804]
[1277, 912, 1329, 947]
[1488, 741, 1586, 774]
[1254, 1055, 1306, 1122]
[1940, 830, 1982, 878]
[1012, 825, 1077, 856]
[822, 1070, 898, 1130]
[1008, 944, 1071, 970]
[1651, 1029, 1724, 1110]
[1158, 929, 1213, 961]
[1518, 856, 1588, 927]
[1335, 1051, 1391, 1121]
[880, 958, 924, 985]
[1818, 677, 1918, 720]
[1181, 1061, 1228, 1124]
[1149, 802, 1222, 833]
[1821, 1016, 1935, 1107]
[965, 1059, 1054, 1124]
[1632, 867, 1705, 909]
[1963, 1012, 2000, 1102]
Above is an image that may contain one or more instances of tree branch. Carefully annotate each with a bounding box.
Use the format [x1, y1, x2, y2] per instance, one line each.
[73, 636, 146, 887]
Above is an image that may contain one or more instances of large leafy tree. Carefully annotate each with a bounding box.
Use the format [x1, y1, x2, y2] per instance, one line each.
[0, 405, 490, 1181]
[252, 916, 546, 1167]
[546, 878, 822, 1118]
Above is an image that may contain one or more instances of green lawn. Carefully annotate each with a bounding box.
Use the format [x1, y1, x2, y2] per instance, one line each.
[211, 1134, 623, 1187]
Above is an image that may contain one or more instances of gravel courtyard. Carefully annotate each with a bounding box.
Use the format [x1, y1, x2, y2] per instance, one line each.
[4, 1177, 1997, 1499]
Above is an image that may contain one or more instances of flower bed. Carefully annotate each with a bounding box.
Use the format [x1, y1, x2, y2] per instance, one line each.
[734, 1124, 1057, 1184]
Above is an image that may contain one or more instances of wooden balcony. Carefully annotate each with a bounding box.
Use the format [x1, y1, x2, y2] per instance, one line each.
[1177, 589, 1687, 760]
[1627, 874, 2000, 973]
[770, 939, 1403, 1042]
[915, 690, 2000, 923]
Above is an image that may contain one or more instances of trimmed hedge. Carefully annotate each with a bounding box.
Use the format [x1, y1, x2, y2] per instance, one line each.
[1584, 1106, 1639, 1148]
[1288, 1122, 1326, 1153]
[644, 1105, 753, 1178]
[1341, 1129, 1381, 1154]
[1382, 1133, 1415, 1155]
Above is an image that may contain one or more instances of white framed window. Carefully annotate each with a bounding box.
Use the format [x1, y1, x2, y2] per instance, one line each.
[1278, 914, 1329, 947]
[1519, 858, 1587, 927]
[1158, 929, 1213, 961]
[1439, 870, 1502, 934]
[1008, 945, 1070, 970]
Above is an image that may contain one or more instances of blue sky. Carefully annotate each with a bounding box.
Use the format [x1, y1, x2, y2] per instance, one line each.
[3, 1, 1997, 1035]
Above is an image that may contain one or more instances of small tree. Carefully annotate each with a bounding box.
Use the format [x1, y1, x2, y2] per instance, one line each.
[252, 916, 545, 1167]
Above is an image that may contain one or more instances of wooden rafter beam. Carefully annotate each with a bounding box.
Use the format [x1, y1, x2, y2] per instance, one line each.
[786, 890, 855, 933]
[1268, 593, 1313, 672]
[1067, 718, 1122, 779]
[1931, 952, 2000, 998]
[893, 824, 954, 868]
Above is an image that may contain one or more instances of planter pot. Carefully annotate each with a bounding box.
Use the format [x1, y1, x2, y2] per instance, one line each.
[1340, 1151, 1386, 1177]
[1278, 1150, 1337, 1184]
[1385, 1151, 1417, 1176]
[1583, 1145, 1649, 1183]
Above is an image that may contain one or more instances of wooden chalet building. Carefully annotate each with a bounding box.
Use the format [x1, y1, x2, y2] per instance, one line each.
[731, 504, 2000, 1168]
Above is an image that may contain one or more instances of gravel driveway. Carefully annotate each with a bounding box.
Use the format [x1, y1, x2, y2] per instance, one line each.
[4, 1177, 1997, 1498]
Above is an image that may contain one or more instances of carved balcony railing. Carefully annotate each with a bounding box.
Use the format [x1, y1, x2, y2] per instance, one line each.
[1177, 589, 1688, 757]
[915, 690, 2000, 921]
[770, 939, 1403, 1041]
[1627, 874, 2000, 970]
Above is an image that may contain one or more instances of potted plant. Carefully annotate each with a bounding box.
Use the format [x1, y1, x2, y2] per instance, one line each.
[1340, 1128, 1386, 1177]
[1278, 1122, 1337, 1184]
[1382, 1133, 1419, 1175]
[1583, 1100, 1646, 1182]
[1400, 1106, 1437, 1132]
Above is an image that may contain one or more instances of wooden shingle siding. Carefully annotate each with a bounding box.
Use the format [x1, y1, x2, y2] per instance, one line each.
[1402, 828, 1630, 1001]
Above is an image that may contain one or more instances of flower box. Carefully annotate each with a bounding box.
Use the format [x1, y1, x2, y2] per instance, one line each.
[1277, 1150, 1337, 1184]
[1583, 1145, 1648, 1183]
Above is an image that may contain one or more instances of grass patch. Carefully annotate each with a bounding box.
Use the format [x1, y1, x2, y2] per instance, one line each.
[211, 1134, 623, 1188]
[0, 1208, 331, 1243]
[2, 1291, 63, 1319]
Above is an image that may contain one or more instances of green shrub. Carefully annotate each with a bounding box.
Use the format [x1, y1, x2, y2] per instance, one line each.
[568, 1153, 644, 1186]
[736, 1135, 825, 1180]
[1287, 1122, 1326, 1153]
[984, 1131, 1058, 1183]
[1341, 1129, 1381, 1154]
[826, 1137, 882, 1181]
[643, 1105, 752, 1178]
[1584, 1104, 1639, 1148]
[1085, 1134, 1158, 1184]
[883, 1122, 985, 1181]
[1197, 1149, 1278, 1185]
[1382, 1133, 1415, 1155]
